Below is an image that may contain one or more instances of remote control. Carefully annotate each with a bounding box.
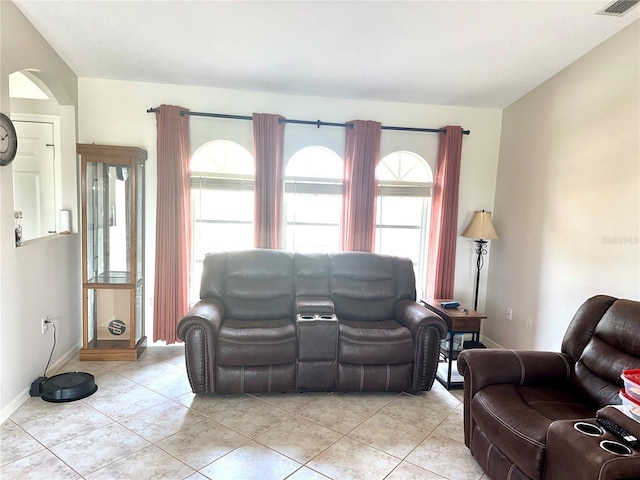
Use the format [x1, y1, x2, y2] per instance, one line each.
[596, 417, 639, 448]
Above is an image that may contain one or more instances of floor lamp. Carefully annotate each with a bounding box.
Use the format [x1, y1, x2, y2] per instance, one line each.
[462, 210, 499, 312]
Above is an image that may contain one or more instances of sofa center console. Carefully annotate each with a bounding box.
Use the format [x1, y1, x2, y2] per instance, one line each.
[545, 407, 640, 480]
[296, 313, 338, 391]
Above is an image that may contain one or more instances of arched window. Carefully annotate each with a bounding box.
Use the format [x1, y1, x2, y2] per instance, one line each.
[284, 146, 343, 252]
[190, 140, 254, 299]
[376, 151, 433, 295]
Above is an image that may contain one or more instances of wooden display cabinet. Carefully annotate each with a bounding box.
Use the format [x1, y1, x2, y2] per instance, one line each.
[78, 144, 147, 361]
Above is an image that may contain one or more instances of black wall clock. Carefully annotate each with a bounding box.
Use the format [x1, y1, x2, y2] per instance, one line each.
[1, 112, 18, 166]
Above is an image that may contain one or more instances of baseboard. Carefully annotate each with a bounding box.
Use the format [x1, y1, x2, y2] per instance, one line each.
[480, 335, 505, 350]
[0, 342, 81, 424]
[0, 388, 30, 425]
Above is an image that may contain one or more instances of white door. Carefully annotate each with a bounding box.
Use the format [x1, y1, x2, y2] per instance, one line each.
[13, 121, 55, 241]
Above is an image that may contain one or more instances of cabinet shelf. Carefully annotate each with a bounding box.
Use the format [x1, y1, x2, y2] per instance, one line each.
[440, 346, 464, 361]
[82, 338, 148, 361]
[86, 271, 131, 284]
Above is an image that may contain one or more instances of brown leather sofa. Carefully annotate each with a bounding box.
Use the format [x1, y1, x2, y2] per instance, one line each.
[177, 249, 447, 394]
[458, 295, 640, 480]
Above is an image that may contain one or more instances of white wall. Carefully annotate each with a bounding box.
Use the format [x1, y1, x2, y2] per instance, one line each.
[486, 20, 640, 351]
[77, 78, 503, 338]
[0, 2, 80, 421]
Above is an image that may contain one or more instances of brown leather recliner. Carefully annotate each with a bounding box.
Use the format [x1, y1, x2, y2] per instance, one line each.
[177, 249, 447, 394]
[457, 295, 640, 480]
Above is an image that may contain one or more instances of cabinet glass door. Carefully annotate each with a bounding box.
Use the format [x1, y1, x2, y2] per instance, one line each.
[86, 162, 131, 284]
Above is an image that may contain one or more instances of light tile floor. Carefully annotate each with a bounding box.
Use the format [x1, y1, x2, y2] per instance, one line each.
[1, 346, 488, 480]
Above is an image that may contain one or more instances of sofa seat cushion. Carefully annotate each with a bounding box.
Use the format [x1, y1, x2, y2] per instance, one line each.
[217, 318, 297, 366]
[472, 384, 594, 480]
[337, 363, 412, 391]
[338, 319, 414, 364]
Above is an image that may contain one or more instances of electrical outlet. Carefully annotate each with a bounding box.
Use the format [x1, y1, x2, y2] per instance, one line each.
[41, 317, 48, 334]
[507, 307, 513, 321]
[526, 316, 533, 330]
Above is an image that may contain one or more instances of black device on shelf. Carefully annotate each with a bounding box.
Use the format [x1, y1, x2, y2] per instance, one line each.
[440, 301, 460, 309]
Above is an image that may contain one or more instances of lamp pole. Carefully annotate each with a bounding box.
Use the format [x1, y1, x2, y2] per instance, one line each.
[472, 239, 488, 312]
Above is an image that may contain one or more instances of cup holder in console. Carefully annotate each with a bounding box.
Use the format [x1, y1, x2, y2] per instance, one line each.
[573, 421, 604, 437]
[297, 314, 337, 320]
[599, 440, 633, 456]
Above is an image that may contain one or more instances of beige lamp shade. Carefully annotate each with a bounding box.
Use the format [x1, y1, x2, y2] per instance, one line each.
[462, 210, 499, 240]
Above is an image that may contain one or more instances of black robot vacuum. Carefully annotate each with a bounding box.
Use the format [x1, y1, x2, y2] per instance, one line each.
[31, 372, 98, 403]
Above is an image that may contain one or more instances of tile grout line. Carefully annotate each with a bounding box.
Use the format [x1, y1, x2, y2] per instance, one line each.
[3, 347, 471, 480]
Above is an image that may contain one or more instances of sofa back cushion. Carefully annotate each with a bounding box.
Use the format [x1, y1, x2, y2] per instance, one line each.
[562, 295, 640, 407]
[199, 249, 417, 322]
[294, 253, 330, 297]
[329, 252, 415, 321]
[200, 249, 294, 320]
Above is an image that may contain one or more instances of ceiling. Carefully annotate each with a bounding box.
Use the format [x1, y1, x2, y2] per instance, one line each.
[13, 0, 640, 109]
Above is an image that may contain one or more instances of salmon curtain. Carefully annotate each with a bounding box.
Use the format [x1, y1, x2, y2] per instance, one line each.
[153, 105, 191, 344]
[253, 113, 285, 249]
[340, 120, 382, 252]
[426, 126, 463, 299]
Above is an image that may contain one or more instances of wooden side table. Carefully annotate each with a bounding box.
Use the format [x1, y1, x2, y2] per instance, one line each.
[421, 299, 486, 389]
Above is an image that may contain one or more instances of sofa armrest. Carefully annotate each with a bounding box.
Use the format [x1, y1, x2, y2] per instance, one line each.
[395, 300, 448, 390]
[177, 298, 225, 339]
[457, 349, 572, 397]
[395, 300, 447, 338]
[176, 298, 225, 393]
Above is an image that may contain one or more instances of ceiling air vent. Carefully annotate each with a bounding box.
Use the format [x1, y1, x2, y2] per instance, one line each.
[597, 0, 640, 16]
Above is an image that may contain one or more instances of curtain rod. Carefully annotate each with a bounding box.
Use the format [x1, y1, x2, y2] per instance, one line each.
[146, 108, 470, 135]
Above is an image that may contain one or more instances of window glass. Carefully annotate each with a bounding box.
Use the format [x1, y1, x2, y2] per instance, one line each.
[377, 150, 432, 183]
[190, 140, 254, 301]
[284, 146, 343, 252]
[191, 140, 254, 175]
[376, 151, 432, 297]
